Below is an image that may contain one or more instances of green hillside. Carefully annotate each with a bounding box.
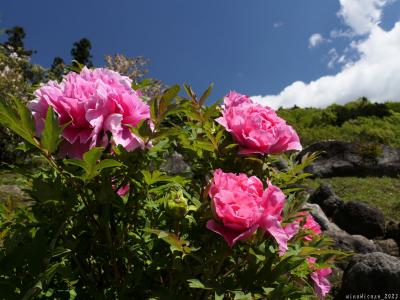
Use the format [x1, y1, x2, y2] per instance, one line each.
[278, 98, 400, 147]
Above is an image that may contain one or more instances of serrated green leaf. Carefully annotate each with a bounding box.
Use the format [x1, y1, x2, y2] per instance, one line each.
[199, 83, 214, 107]
[0, 98, 37, 146]
[14, 96, 35, 135]
[187, 279, 212, 290]
[41, 107, 62, 153]
[82, 147, 104, 173]
[143, 228, 191, 254]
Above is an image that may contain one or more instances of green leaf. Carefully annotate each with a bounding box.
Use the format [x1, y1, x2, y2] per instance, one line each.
[95, 159, 123, 172]
[132, 78, 152, 90]
[187, 279, 212, 290]
[14, 96, 35, 135]
[83, 147, 104, 170]
[70, 60, 84, 73]
[194, 140, 215, 152]
[151, 127, 181, 140]
[183, 84, 196, 102]
[199, 83, 214, 107]
[233, 291, 253, 300]
[0, 97, 37, 146]
[64, 148, 124, 181]
[64, 158, 86, 170]
[41, 107, 62, 153]
[138, 120, 153, 138]
[157, 85, 180, 122]
[143, 228, 192, 254]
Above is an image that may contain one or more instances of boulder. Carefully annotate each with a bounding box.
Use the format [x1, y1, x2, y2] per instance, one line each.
[386, 220, 400, 245]
[333, 201, 385, 239]
[302, 203, 341, 231]
[160, 152, 190, 175]
[297, 141, 400, 177]
[326, 229, 382, 255]
[374, 239, 400, 257]
[339, 252, 400, 295]
[308, 184, 344, 217]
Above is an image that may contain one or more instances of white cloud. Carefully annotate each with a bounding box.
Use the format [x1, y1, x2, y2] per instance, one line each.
[273, 22, 283, 28]
[309, 33, 325, 48]
[337, 0, 391, 35]
[330, 29, 355, 38]
[252, 23, 400, 108]
[252, 0, 400, 109]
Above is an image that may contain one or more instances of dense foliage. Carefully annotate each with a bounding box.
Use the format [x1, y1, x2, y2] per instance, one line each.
[0, 66, 344, 299]
[278, 98, 400, 147]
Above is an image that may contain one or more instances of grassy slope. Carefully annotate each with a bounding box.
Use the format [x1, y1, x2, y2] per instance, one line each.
[306, 177, 400, 220]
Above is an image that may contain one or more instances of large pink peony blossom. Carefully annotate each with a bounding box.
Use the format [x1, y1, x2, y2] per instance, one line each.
[216, 91, 302, 155]
[28, 67, 150, 158]
[206, 169, 291, 255]
[307, 257, 332, 298]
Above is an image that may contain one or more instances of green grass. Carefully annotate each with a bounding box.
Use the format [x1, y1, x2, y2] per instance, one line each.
[306, 177, 400, 221]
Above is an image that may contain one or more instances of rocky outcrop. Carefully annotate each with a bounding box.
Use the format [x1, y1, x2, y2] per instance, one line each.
[326, 230, 382, 255]
[303, 203, 341, 231]
[339, 252, 400, 295]
[332, 201, 386, 239]
[386, 220, 400, 245]
[297, 141, 400, 177]
[308, 183, 344, 217]
[374, 239, 400, 257]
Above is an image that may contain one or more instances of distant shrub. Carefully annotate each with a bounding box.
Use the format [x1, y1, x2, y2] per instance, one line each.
[278, 99, 400, 147]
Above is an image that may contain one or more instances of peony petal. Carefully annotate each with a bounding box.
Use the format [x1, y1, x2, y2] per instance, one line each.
[284, 222, 300, 240]
[259, 215, 290, 256]
[206, 220, 258, 247]
[262, 180, 286, 216]
[310, 269, 332, 298]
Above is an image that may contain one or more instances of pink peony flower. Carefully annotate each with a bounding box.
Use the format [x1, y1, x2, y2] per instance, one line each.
[216, 91, 302, 155]
[28, 67, 150, 158]
[307, 257, 332, 298]
[222, 91, 252, 109]
[206, 169, 291, 255]
[117, 184, 130, 197]
[302, 213, 321, 241]
[285, 212, 321, 241]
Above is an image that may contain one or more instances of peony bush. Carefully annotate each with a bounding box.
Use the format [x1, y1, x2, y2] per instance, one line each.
[0, 66, 344, 299]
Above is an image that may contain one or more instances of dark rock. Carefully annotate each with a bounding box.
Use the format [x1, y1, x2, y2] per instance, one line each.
[374, 239, 400, 257]
[326, 229, 382, 255]
[333, 201, 385, 239]
[160, 152, 190, 175]
[386, 220, 400, 245]
[297, 141, 400, 177]
[308, 184, 344, 217]
[339, 252, 400, 294]
[270, 157, 288, 172]
[303, 203, 342, 231]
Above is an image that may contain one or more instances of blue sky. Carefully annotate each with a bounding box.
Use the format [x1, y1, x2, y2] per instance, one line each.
[1, 0, 400, 107]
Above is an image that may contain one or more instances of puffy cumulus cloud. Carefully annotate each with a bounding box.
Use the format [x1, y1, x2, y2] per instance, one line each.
[309, 33, 325, 48]
[337, 0, 390, 35]
[252, 0, 400, 109]
[252, 23, 400, 109]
